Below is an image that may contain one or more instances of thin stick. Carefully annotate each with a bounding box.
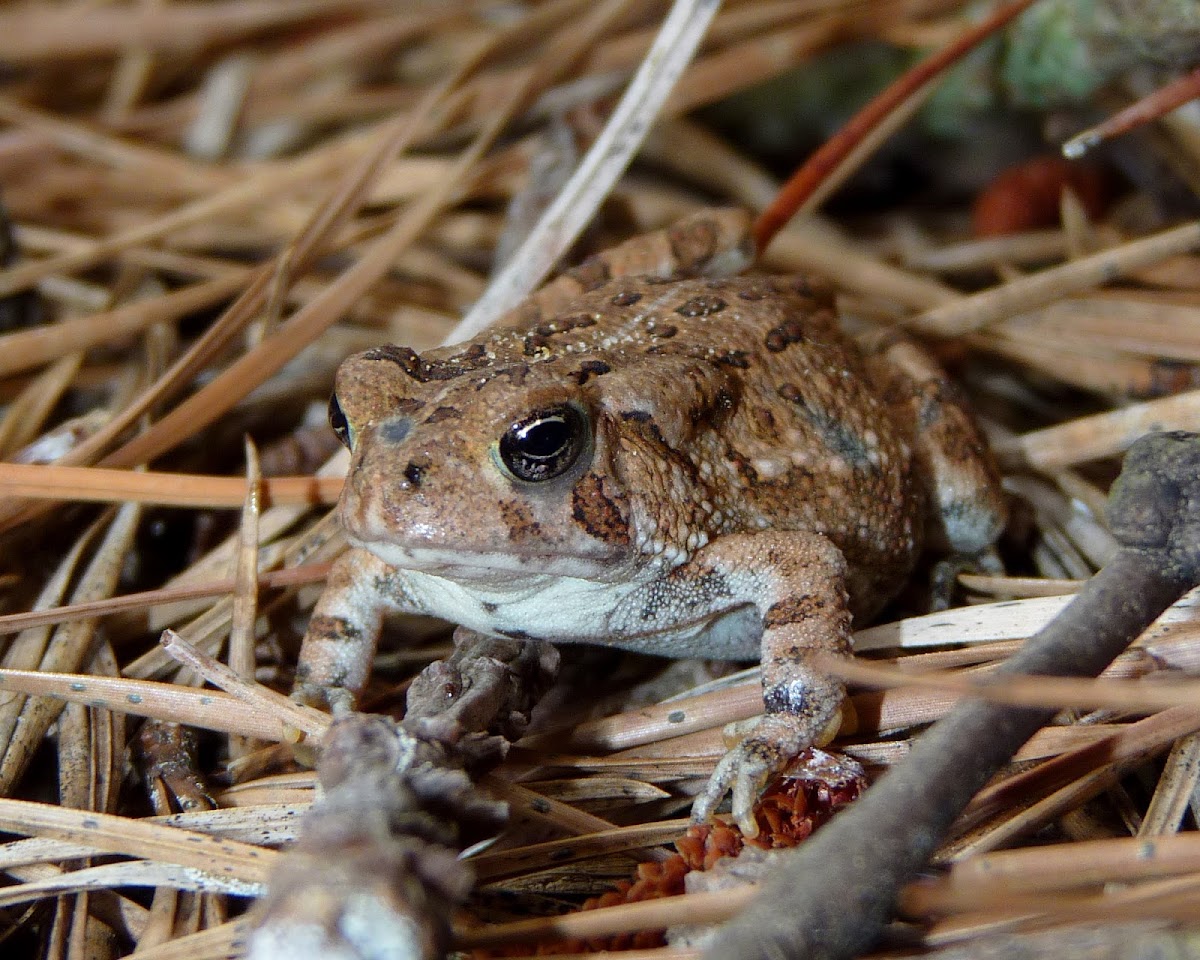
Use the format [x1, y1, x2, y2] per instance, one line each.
[1138, 733, 1200, 837]
[228, 439, 263, 685]
[1014, 388, 1200, 471]
[0, 668, 311, 742]
[914, 220, 1200, 338]
[0, 564, 329, 637]
[0, 273, 245, 379]
[159, 630, 328, 738]
[0, 0, 382, 61]
[450, 0, 723, 341]
[910, 832, 1200, 910]
[455, 889, 752, 950]
[1064, 65, 1200, 159]
[824, 655, 1200, 715]
[0, 462, 343, 508]
[471, 820, 688, 881]
[953, 705, 1200, 845]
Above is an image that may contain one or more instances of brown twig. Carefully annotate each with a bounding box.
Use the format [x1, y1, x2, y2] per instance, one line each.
[751, 0, 1041, 252]
[1064, 65, 1200, 159]
[0, 562, 328, 636]
[0, 462, 343, 508]
[705, 431, 1200, 960]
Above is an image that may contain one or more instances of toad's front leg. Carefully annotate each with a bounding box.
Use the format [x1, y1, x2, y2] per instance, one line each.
[293, 546, 422, 713]
[683, 532, 853, 836]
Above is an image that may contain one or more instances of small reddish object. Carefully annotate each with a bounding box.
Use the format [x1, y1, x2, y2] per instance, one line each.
[972, 155, 1114, 237]
[475, 769, 863, 956]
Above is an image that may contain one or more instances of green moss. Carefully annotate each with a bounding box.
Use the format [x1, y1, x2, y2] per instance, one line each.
[1000, 0, 1107, 108]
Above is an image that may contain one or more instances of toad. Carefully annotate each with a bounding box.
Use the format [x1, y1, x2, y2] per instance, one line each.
[295, 210, 1005, 831]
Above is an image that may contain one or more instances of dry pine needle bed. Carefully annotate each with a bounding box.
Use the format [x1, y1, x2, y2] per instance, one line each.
[2, 2, 1200, 959]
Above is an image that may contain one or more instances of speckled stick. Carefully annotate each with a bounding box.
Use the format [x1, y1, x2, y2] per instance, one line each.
[705, 431, 1200, 960]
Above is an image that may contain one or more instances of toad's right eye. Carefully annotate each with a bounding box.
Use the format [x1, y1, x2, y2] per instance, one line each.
[498, 404, 589, 484]
[328, 393, 352, 448]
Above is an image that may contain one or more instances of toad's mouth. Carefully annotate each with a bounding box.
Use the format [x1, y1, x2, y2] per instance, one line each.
[348, 533, 636, 583]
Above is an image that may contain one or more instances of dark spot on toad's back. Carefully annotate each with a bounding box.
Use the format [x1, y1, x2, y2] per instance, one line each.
[676, 295, 727, 318]
[713, 350, 750, 369]
[765, 319, 806, 352]
[524, 333, 550, 356]
[560, 313, 598, 332]
[367, 343, 493, 383]
[533, 313, 596, 338]
[573, 359, 611, 384]
[778, 385, 876, 470]
[365, 344, 422, 376]
[611, 290, 642, 307]
[715, 386, 737, 416]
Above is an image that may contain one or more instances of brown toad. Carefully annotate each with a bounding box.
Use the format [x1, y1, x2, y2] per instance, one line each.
[296, 212, 1005, 832]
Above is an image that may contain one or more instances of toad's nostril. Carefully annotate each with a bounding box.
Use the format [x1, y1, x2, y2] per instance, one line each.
[403, 462, 424, 487]
[379, 417, 411, 444]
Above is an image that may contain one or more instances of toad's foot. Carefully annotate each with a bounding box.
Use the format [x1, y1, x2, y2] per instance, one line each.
[291, 681, 356, 716]
[692, 709, 843, 837]
[929, 547, 1005, 611]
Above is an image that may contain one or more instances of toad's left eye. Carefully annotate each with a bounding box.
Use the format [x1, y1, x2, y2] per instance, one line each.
[499, 405, 589, 483]
[328, 393, 352, 448]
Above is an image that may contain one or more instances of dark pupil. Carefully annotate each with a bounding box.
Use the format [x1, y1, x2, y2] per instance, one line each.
[518, 418, 569, 459]
[500, 407, 584, 482]
[328, 393, 350, 447]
